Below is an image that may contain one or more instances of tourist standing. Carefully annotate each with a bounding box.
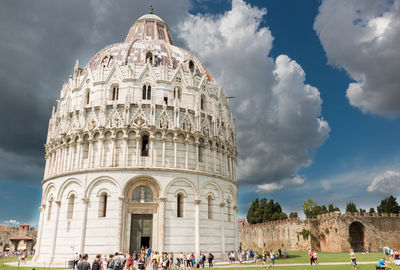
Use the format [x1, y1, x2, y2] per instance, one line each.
[312, 251, 318, 265]
[350, 249, 357, 269]
[309, 250, 314, 265]
[126, 253, 133, 270]
[107, 255, 114, 270]
[207, 252, 214, 268]
[138, 254, 146, 270]
[394, 249, 400, 270]
[76, 254, 91, 270]
[92, 254, 102, 270]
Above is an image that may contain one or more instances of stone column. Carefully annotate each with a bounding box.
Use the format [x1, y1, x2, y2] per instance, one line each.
[123, 137, 128, 166]
[87, 139, 93, 168]
[117, 196, 125, 251]
[220, 202, 225, 258]
[234, 206, 239, 253]
[185, 141, 189, 169]
[80, 197, 89, 254]
[195, 141, 199, 171]
[50, 200, 61, 263]
[111, 137, 116, 167]
[162, 139, 166, 167]
[205, 144, 209, 172]
[150, 134, 154, 167]
[159, 197, 166, 252]
[54, 148, 59, 174]
[136, 135, 140, 166]
[220, 151, 223, 176]
[213, 148, 217, 174]
[173, 136, 177, 168]
[76, 140, 83, 170]
[195, 199, 201, 255]
[99, 137, 104, 167]
[33, 204, 46, 262]
[68, 143, 75, 171]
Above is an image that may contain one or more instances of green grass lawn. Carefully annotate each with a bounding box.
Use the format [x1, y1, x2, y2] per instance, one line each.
[269, 251, 384, 264]
[221, 264, 394, 270]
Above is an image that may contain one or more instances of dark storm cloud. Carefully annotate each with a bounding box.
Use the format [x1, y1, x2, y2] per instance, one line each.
[0, 0, 190, 182]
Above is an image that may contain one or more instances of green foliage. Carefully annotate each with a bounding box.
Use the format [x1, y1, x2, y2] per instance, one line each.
[303, 199, 340, 218]
[246, 197, 288, 224]
[346, 201, 357, 213]
[348, 237, 352, 243]
[328, 204, 340, 212]
[335, 228, 338, 233]
[369, 207, 375, 213]
[377, 195, 400, 214]
[289, 212, 298, 218]
[325, 228, 329, 234]
[359, 208, 366, 214]
[299, 229, 311, 240]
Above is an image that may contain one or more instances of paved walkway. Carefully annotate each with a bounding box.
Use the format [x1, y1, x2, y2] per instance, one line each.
[214, 261, 378, 268]
[5, 260, 380, 269]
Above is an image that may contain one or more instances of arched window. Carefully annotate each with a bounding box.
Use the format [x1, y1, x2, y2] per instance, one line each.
[142, 85, 151, 100]
[112, 86, 119, 101]
[189, 60, 194, 73]
[141, 135, 149, 156]
[132, 186, 153, 203]
[200, 95, 205, 110]
[227, 198, 232, 222]
[146, 51, 153, 64]
[147, 85, 151, 100]
[67, 194, 75, 219]
[85, 89, 90, 105]
[47, 198, 53, 221]
[208, 195, 213, 219]
[98, 192, 108, 217]
[177, 193, 184, 217]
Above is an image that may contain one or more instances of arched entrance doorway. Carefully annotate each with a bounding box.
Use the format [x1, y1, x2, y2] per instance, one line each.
[349, 222, 365, 252]
[123, 176, 162, 254]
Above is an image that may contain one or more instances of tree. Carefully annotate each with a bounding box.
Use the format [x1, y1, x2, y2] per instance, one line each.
[377, 195, 400, 214]
[346, 201, 357, 213]
[247, 198, 259, 224]
[246, 197, 288, 224]
[289, 212, 298, 218]
[369, 207, 375, 214]
[328, 204, 340, 212]
[359, 208, 366, 214]
[303, 198, 320, 218]
[321, 205, 328, 214]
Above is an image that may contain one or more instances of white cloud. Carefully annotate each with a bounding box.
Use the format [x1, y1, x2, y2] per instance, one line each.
[179, 0, 329, 192]
[3, 219, 20, 226]
[257, 175, 305, 193]
[314, 0, 400, 117]
[367, 170, 400, 194]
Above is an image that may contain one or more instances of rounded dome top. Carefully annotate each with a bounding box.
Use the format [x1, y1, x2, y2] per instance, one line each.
[137, 13, 165, 22]
[84, 13, 212, 81]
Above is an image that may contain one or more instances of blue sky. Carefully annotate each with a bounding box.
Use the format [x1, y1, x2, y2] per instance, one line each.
[1, 0, 400, 226]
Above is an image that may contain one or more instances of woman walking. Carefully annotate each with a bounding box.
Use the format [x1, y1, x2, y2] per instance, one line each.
[350, 249, 357, 269]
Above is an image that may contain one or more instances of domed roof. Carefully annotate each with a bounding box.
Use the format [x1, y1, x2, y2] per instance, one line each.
[137, 13, 165, 23]
[84, 12, 212, 81]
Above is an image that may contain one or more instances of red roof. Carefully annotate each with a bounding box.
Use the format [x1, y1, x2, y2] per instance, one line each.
[8, 236, 33, 241]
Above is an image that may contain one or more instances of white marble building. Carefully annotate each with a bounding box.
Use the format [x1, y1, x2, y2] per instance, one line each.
[33, 12, 238, 264]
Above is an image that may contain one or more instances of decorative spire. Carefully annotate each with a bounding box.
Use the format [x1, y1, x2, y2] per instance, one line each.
[149, 5, 154, 14]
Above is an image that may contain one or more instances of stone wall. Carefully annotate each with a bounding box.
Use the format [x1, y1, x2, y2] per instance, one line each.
[0, 228, 37, 252]
[239, 212, 400, 252]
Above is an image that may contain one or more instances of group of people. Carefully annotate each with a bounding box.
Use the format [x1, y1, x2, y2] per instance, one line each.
[375, 246, 400, 270]
[74, 250, 216, 270]
[308, 250, 318, 265]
